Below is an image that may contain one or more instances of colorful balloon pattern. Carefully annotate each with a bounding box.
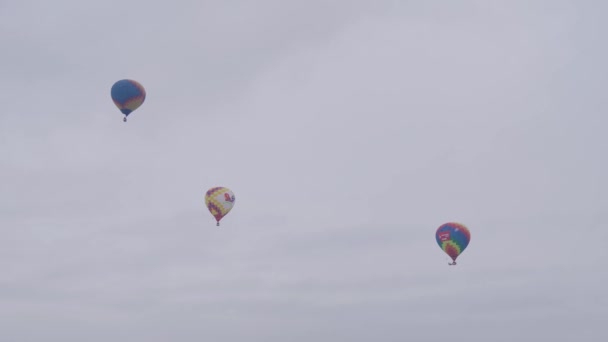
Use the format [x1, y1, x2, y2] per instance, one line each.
[104, 78, 479, 267]
[435, 222, 471, 265]
[111, 79, 146, 120]
[205, 187, 236, 226]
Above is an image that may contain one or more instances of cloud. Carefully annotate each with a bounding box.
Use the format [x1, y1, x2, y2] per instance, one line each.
[1, 0, 607, 341]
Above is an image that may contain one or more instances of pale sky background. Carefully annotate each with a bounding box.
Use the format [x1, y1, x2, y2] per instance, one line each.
[1, 0, 607, 341]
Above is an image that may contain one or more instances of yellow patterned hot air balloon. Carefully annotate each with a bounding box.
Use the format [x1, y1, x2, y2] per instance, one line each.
[205, 186, 236, 226]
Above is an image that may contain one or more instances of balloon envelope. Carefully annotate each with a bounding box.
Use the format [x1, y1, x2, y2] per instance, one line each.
[435, 222, 471, 262]
[111, 79, 146, 116]
[205, 187, 235, 225]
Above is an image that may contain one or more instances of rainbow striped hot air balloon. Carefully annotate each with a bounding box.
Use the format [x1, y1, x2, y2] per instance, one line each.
[435, 222, 471, 265]
[111, 79, 146, 122]
[205, 187, 236, 226]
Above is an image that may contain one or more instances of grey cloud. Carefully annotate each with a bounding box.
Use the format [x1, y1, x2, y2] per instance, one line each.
[1, 0, 607, 341]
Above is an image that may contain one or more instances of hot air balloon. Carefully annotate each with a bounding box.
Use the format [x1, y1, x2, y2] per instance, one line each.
[435, 222, 471, 265]
[205, 187, 236, 226]
[111, 79, 146, 122]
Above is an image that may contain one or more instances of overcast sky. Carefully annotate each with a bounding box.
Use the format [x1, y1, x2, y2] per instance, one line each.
[1, 0, 607, 341]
